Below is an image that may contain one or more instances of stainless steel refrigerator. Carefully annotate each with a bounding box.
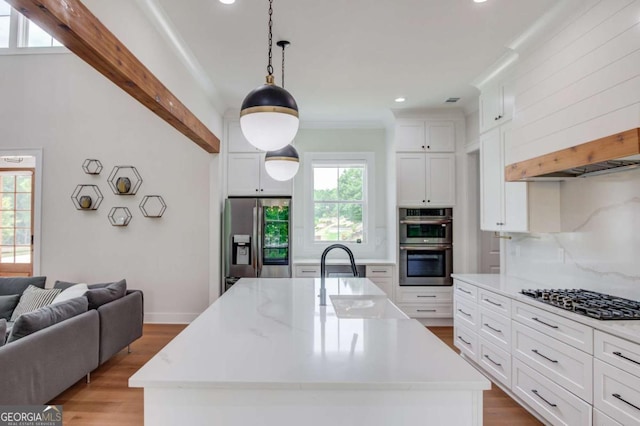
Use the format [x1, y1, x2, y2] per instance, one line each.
[223, 197, 292, 292]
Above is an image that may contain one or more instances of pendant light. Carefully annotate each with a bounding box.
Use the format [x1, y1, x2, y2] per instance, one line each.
[240, 0, 299, 151]
[264, 40, 300, 181]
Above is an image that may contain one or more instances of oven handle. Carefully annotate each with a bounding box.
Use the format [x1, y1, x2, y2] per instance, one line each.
[400, 245, 452, 251]
[400, 219, 452, 225]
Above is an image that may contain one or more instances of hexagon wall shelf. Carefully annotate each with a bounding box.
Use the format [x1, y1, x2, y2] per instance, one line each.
[71, 185, 104, 210]
[108, 207, 132, 226]
[82, 159, 103, 175]
[139, 195, 167, 218]
[107, 166, 143, 195]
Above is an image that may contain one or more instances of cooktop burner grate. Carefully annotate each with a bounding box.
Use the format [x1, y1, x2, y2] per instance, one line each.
[520, 289, 640, 320]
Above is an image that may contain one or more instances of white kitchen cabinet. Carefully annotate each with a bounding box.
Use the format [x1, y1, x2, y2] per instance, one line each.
[395, 120, 455, 152]
[227, 153, 292, 196]
[480, 123, 560, 232]
[227, 121, 261, 153]
[479, 80, 514, 134]
[396, 153, 455, 206]
[365, 265, 394, 298]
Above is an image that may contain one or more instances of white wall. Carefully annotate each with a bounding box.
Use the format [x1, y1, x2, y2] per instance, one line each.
[0, 0, 223, 323]
[505, 169, 640, 297]
[292, 128, 389, 260]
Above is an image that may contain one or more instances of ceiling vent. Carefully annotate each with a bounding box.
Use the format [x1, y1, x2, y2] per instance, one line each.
[445, 97, 460, 103]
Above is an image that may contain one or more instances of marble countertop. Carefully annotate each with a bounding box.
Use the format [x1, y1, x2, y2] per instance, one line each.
[452, 274, 640, 343]
[293, 259, 396, 265]
[130, 277, 489, 391]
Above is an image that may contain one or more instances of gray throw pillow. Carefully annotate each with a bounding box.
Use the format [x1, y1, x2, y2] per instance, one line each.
[54, 278, 127, 291]
[10, 285, 61, 322]
[0, 319, 5, 347]
[0, 276, 46, 296]
[0, 294, 20, 321]
[85, 280, 127, 310]
[7, 297, 88, 343]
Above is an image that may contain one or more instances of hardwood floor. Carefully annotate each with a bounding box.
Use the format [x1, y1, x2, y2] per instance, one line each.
[50, 324, 540, 425]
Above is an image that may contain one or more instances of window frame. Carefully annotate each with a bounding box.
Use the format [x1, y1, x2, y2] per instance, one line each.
[303, 152, 376, 256]
[0, 3, 67, 55]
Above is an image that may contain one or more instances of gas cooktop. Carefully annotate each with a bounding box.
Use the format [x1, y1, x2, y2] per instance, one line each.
[521, 289, 640, 321]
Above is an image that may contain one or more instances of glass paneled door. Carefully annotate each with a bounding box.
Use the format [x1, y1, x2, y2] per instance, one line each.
[262, 202, 290, 266]
[0, 169, 33, 276]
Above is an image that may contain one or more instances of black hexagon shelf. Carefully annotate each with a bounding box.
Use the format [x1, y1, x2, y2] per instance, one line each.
[107, 166, 143, 195]
[108, 207, 132, 226]
[71, 185, 104, 210]
[139, 195, 167, 218]
[82, 159, 103, 175]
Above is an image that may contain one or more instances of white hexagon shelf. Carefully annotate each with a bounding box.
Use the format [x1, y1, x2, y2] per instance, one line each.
[139, 195, 167, 218]
[107, 166, 143, 195]
[108, 207, 132, 226]
[82, 159, 103, 175]
[71, 185, 104, 210]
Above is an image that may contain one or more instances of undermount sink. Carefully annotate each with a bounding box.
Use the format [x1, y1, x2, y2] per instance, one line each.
[330, 295, 408, 319]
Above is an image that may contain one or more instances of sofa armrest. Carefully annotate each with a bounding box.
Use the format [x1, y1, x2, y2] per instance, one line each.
[97, 290, 143, 365]
[0, 310, 99, 405]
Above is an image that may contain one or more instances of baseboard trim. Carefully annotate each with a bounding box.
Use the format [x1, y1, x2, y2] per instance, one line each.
[144, 312, 199, 324]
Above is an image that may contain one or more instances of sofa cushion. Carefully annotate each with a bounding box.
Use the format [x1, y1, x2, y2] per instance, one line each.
[54, 279, 127, 291]
[0, 276, 46, 296]
[0, 294, 20, 321]
[0, 319, 5, 347]
[51, 283, 88, 305]
[6, 297, 88, 343]
[10, 285, 61, 322]
[85, 280, 127, 310]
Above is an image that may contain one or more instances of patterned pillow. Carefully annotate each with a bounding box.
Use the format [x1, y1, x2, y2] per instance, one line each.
[10, 285, 61, 322]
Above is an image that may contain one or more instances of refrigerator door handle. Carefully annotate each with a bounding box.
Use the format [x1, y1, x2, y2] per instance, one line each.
[256, 202, 263, 277]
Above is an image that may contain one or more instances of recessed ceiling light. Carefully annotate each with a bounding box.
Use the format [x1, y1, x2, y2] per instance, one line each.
[473, 0, 487, 3]
[395, 97, 406, 103]
[219, 0, 236, 4]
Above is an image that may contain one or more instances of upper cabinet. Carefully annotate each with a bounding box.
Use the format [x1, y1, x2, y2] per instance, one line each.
[226, 120, 292, 196]
[479, 80, 514, 134]
[479, 123, 559, 233]
[395, 120, 455, 152]
[397, 153, 455, 207]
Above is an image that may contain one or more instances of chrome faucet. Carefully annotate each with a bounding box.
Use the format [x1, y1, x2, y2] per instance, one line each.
[319, 244, 359, 306]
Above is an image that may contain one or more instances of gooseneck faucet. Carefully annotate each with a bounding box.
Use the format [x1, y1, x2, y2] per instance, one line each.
[319, 244, 359, 306]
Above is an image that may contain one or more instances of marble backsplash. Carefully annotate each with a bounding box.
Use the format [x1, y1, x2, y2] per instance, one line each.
[506, 167, 640, 297]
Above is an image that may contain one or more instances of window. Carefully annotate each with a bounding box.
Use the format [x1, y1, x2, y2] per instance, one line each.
[313, 164, 365, 242]
[0, 0, 64, 51]
[304, 152, 376, 253]
[0, 169, 33, 275]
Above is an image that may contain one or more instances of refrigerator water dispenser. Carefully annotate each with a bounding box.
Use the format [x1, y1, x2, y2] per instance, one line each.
[233, 234, 251, 265]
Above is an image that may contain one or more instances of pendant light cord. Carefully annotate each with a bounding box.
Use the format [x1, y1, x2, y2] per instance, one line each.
[267, 0, 274, 76]
[281, 42, 286, 88]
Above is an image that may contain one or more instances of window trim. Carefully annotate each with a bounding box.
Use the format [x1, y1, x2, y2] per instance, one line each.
[0, 4, 68, 55]
[303, 152, 376, 256]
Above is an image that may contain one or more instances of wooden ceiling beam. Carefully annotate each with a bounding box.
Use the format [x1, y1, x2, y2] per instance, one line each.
[6, 0, 220, 153]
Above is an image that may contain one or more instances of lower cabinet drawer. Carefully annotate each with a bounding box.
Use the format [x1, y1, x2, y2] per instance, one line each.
[594, 358, 640, 426]
[478, 337, 511, 389]
[512, 358, 592, 426]
[512, 321, 593, 403]
[294, 266, 320, 277]
[593, 408, 623, 426]
[454, 322, 478, 363]
[454, 297, 478, 330]
[396, 287, 452, 304]
[479, 306, 511, 351]
[595, 330, 640, 379]
[396, 303, 452, 318]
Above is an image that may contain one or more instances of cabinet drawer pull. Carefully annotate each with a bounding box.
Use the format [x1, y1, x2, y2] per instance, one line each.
[301, 270, 317, 273]
[531, 349, 558, 363]
[371, 270, 387, 273]
[483, 323, 502, 333]
[417, 295, 437, 298]
[458, 288, 472, 295]
[532, 317, 559, 329]
[457, 308, 471, 317]
[531, 389, 557, 407]
[484, 354, 502, 367]
[613, 351, 640, 365]
[417, 309, 436, 312]
[458, 336, 471, 345]
[613, 393, 640, 412]
[484, 298, 502, 307]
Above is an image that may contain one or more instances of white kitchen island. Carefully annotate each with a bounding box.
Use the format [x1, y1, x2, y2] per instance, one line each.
[129, 278, 490, 425]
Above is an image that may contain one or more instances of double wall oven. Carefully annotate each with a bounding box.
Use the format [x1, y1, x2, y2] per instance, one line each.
[399, 208, 453, 286]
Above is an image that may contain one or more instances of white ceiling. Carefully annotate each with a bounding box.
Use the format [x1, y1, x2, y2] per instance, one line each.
[154, 0, 558, 123]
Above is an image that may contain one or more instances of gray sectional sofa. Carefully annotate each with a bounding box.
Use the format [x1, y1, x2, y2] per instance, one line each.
[0, 277, 143, 405]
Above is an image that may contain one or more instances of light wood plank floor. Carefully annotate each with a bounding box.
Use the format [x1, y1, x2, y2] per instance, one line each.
[51, 324, 541, 425]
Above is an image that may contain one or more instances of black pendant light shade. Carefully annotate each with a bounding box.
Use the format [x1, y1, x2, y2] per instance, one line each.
[241, 79, 298, 115]
[264, 144, 300, 181]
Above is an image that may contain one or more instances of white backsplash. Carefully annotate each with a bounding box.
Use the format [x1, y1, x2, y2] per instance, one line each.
[506, 167, 640, 297]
